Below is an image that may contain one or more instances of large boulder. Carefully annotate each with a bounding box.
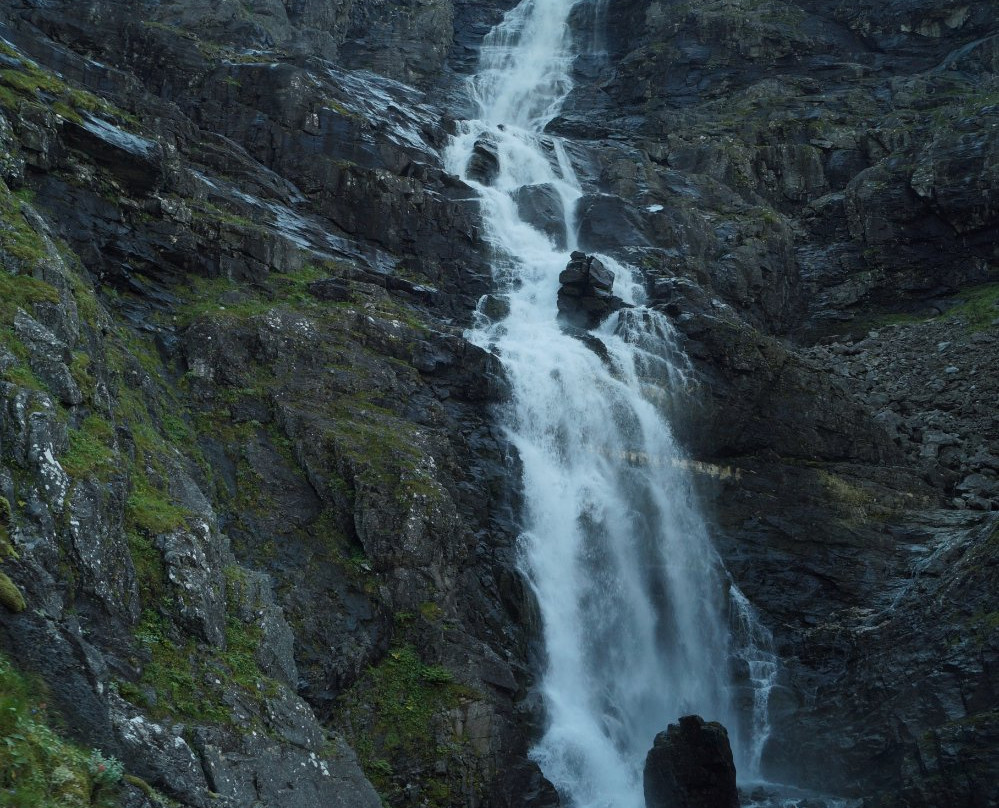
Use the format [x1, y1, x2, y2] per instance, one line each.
[467, 135, 501, 185]
[557, 251, 626, 329]
[643, 715, 739, 808]
[512, 183, 567, 248]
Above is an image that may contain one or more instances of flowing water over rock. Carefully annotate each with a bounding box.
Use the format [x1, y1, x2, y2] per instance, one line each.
[445, 0, 770, 804]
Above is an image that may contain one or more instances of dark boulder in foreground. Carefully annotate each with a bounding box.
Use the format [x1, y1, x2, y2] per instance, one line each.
[557, 251, 626, 329]
[644, 715, 739, 808]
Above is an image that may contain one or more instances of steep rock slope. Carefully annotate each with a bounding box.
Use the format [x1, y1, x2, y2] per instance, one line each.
[0, 2, 549, 806]
[549, 0, 998, 804]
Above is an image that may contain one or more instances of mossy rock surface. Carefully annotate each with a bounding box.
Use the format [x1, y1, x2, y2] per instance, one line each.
[0, 570, 25, 612]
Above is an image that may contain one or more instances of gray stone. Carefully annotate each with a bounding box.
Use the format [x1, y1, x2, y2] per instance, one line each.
[155, 520, 228, 647]
[13, 310, 81, 406]
[231, 569, 299, 688]
[110, 697, 212, 808]
[556, 253, 626, 329]
[957, 473, 998, 497]
[197, 730, 381, 808]
[67, 477, 140, 624]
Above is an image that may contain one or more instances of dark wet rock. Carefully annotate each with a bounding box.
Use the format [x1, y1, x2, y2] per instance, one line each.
[493, 759, 561, 808]
[557, 252, 627, 329]
[63, 115, 165, 194]
[468, 135, 501, 185]
[0, 9, 541, 806]
[576, 192, 651, 250]
[448, 0, 521, 80]
[478, 292, 511, 322]
[307, 278, 352, 302]
[644, 715, 739, 808]
[338, 0, 455, 85]
[910, 123, 999, 234]
[513, 182, 567, 248]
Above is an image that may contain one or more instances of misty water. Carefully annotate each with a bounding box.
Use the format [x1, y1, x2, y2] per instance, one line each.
[444, 0, 775, 804]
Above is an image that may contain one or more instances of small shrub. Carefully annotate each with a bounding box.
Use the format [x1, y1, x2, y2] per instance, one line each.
[86, 750, 124, 787]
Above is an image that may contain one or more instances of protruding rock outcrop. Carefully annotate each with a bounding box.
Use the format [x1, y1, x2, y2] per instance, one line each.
[557, 251, 626, 329]
[513, 183, 567, 248]
[643, 715, 739, 808]
[467, 135, 501, 185]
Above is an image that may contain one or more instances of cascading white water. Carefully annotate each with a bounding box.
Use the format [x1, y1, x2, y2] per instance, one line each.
[444, 1, 763, 804]
[730, 585, 779, 782]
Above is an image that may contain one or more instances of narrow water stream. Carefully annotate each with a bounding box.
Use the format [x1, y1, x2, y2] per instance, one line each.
[444, 1, 771, 804]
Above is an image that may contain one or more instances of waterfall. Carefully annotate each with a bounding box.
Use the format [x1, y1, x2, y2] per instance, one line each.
[729, 585, 779, 782]
[444, 1, 768, 804]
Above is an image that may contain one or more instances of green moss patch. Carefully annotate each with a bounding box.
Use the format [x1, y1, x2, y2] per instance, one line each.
[338, 646, 476, 806]
[61, 415, 116, 480]
[0, 570, 25, 612]
[121, 609, 230, 725]
[941, 282, 999, 331]
[0, 49, 120, 123]
[0, 495, 13, 554]
[126, 476, 190, 536]
[0, 182, 60, 276]
[172, 263, 332, 326]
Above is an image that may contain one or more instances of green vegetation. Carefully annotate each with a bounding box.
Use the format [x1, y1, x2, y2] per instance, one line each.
[127, 529, 167, 607]
[172, 263, 331, 326]
[941, 282, 999, 331]
[812, 467, 902, 524]
[0, 180, 63, 390]
[0, 496, 24, 613]
[0, 182, 57, 267]
[61, 415, 116, 480]
[0, 46, 119, 124]
[126, 475, 190, 536]
[119, 573, 280, 727]
[339, 646, 475, 806]
[138, 20, 282, 64]
[0, 495, 12, 551]
[328, 394, 438, 498]
[121, 609, 229, 725]
[0, 570, 25, 612]
[189, 200, 264, 231]
[970, 610, 999, 641]
[0, 653, 123, 807]
[859, 280, 999, 335]
[168, 261, 439, 516]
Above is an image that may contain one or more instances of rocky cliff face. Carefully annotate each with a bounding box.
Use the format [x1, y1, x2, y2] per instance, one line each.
[0, 0, 995, 807]
[0, 1, 541, 805]
[556, 0, 999, 803]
